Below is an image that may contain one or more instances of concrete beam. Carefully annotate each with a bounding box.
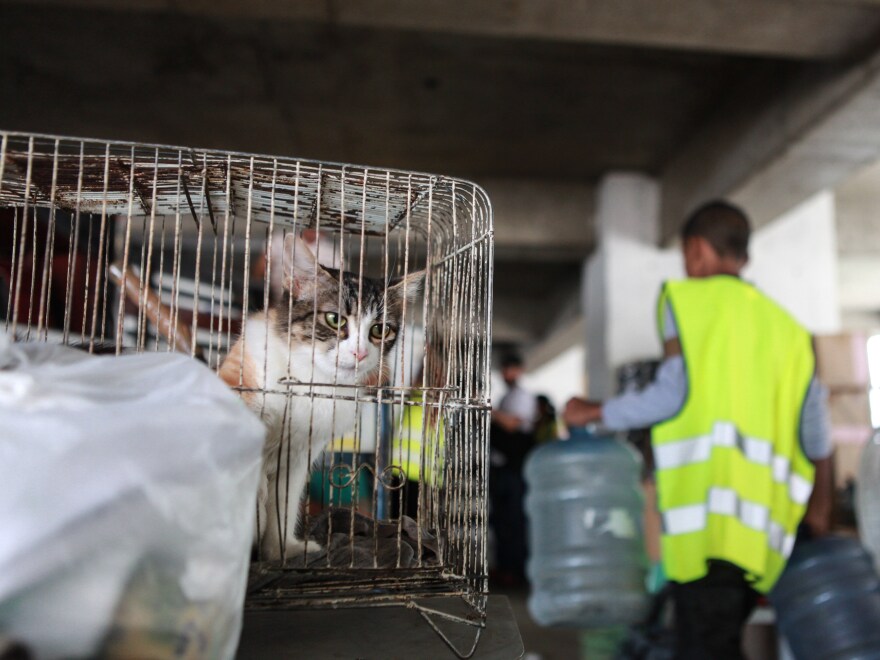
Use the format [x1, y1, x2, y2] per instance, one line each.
[523, 301, 583, 371]
[11, 0, 880, 60]
[661, 48, 880, 241]
[817, 0, 880, 5]
[482, 179, 594, 261]
[491, 298, 542, 345]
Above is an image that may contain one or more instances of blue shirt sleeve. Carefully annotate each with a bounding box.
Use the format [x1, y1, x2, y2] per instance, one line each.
[662, 301, 678, 341]
[601, 301, 832, 460]
[602, 301, 684, 430]
[801, 377, 832, 461]
[602, 355, 687, 431]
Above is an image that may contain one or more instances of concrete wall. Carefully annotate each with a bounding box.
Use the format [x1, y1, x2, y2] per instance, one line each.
[521, 344, 587, 412]
[602, 237, 683, 368]
[745, 191, 841, 334]
[833, 160, 880, 332]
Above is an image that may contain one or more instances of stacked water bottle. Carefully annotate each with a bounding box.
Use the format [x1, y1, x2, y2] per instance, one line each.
[771, 356, 880, 660]
[524, 427, 648, 628]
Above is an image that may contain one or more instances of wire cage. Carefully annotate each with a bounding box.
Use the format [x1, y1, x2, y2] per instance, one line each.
[0, 131, 493, 656]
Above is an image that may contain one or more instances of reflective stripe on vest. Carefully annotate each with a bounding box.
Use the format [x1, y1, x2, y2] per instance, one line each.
[662, 488, 797, 558]
[651, 276, 815, 593]
[654, 421, 813, 506]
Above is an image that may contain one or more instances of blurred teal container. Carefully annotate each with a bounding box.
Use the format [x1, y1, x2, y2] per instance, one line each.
[524, 428, 648, 628]
[771, 536, 880, 660]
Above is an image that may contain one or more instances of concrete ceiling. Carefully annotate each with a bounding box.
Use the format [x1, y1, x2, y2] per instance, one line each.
[14, 0, 880, 60]
[0, 4, 807, 180]
[4, 0, 880, 353]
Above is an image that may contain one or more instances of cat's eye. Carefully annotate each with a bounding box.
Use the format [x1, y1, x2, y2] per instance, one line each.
[370, 323, 395, 340]
[325, 312, 346, 330]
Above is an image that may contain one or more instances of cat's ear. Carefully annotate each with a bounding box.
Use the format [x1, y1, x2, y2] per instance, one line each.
[301, 228, 344, 270]
[389, 270, 426, 305]
[282, 233, 334, 299]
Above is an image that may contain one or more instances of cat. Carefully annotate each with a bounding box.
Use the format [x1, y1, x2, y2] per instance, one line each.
[219, 233, 423, 562]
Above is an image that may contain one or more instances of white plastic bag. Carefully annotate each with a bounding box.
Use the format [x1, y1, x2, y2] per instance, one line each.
[0, 338, 265, 659]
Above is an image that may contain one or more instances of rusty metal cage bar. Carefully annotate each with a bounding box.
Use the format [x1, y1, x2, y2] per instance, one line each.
[0, 131, 493, 653]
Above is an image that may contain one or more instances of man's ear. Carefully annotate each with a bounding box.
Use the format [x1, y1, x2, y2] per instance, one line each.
[684, 236, 721, 277]
[282, 232, 333, 299]
[301, 228, 344, 270]
[691, 236, 715, 259]
[682, 236, 701, 259]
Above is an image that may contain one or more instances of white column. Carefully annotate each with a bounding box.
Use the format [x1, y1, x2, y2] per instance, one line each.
[584, 173, 682, 398]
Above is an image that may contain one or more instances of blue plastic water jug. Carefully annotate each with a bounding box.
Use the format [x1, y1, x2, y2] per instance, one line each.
[524, 428, 648, 627]
[771, 536, 880, 660]
[857, 430, 880, 570]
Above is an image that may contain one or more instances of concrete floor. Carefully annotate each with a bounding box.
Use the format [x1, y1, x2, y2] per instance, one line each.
[238, 596, 525, 659]
[238, 584, 584, 659]
[491, 582, 782, 660]
[235, 582, 781, 659]
[490, 583, 584, 660]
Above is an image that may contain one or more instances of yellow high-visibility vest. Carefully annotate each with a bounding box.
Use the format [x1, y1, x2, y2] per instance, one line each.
[652, 276, 815, 593]
[391, 392, 445, 487]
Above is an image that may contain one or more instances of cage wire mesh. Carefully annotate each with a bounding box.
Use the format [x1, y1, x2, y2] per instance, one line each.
[0, 131, 493, 656]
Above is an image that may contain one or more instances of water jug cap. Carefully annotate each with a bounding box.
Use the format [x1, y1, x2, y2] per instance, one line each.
[561, 426, 624, 453]
[568, 425, 615, 441]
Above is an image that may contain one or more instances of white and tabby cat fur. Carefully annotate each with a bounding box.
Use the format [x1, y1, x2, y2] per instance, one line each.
[219, 233, 423, 561]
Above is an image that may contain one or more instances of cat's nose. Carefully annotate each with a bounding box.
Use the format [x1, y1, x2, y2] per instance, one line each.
[353, 349, 369, 362]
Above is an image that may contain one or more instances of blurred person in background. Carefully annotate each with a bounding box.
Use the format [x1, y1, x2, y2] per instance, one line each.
[490, 353, 537, 586]
[534, 394, 562, 443]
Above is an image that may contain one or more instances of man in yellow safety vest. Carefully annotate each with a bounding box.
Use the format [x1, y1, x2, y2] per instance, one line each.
[564, 201, 833, 660]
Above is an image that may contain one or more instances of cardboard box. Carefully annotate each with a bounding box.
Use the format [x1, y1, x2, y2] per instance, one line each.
[828, 391, 871, 428]
[815, 333, 869, 390]
[834, 441, 867, 486]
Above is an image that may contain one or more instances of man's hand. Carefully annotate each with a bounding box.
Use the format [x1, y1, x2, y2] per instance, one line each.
[802, 504, 832, 538]
[491, 409, 523, 433]
[803, 456, 833, 537]
[563, 397, 603, 427]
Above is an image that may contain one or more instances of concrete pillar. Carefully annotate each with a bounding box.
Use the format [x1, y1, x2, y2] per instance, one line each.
[584, 173, 682, 398]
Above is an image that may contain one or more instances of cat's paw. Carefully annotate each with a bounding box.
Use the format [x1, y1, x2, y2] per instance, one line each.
[271, 538, 325, 567]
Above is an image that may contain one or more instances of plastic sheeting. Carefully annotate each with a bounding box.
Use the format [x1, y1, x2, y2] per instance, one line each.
[0, 336, 265, 659]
